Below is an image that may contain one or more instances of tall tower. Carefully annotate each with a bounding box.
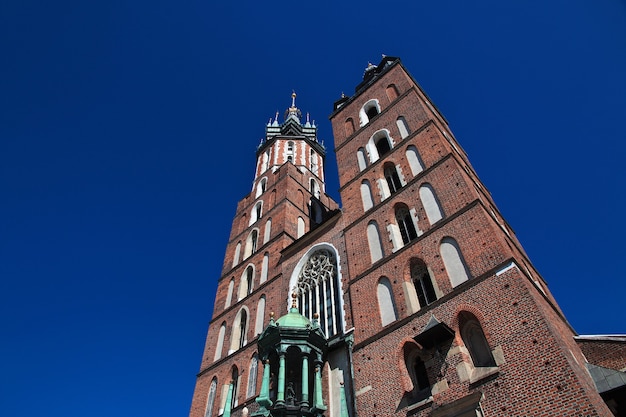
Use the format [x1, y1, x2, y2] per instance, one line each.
[189, 58, 620, 417]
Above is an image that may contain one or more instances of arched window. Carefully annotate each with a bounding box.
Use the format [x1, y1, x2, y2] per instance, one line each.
[366, 129, 394, 163]
[250, 201, 263, 225]
[310, 199, 323, 225]
[232, 242, 241, 268]
[384, 163, 403, 195]
[377, 277, 398, 326]
[396, 116, 410, 139]
[359, 99, 381, 126]
[230, 308, 249, 353]
[310, 149, 318, 174]
[256, 178, 267, 198]
[239, 265, 254, 300]
[297, 217, 305, 238]
[395, 204, 417, 244]
[247, 354, 259, 398]
[406, 145, 424, 176]
[286, 140, 294, 164]
[214, 322, 226, 361]
[360, 180, 374, 211]
[410, 258, 437, 307]
[357, 147, 368, 171]
[231, 366, 240, 408]
[263, 218, 272, 244]
[292, 246, 343, 337]
[225, 278, 234, 309]
[204, 377, 217, 417]
[386, 84, 399, 102]
[460, 312, 496, 367]
[344, 118, 355, 136]
[403, 342, 431, 401]
[367, 221, 384, 263]
[254, 296, 266, 335]
[260, 253, 269, 283]
[310, 178, 320, 198]
[244, 229, 259, 259]
[419, 184, 443, 225]
[440, 237, 470, 287]
[261, 149, 270, 173]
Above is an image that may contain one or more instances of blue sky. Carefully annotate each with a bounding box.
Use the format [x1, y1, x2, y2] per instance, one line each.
[1, 1, 625, 416]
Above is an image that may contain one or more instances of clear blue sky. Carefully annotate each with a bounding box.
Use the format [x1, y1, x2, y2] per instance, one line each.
[1, 1, 625, 416]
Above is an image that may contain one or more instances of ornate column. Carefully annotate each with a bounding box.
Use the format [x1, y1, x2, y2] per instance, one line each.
[300, 355, 309, 407]
[255, 359, 273, 416]
[276, 351, 286, 406]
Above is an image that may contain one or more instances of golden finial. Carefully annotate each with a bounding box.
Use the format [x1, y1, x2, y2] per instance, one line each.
[270, 311, 275, 319]
[313, 313, 319, 320]
[291, 293, 298, 308]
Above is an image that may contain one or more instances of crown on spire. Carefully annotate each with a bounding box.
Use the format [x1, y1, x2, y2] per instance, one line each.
[285, 90, 302, 121]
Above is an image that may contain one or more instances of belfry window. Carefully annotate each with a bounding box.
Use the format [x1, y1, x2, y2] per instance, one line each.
[460, 312, 496, 367]
[231, 366, 240, 408]
[384, 163, 402, 194]
[293, 248, 342, 337]
[375, 135, 392, 158]
[360, 99, 381, 126]
[410, 258, 437, 307]
[396, 204, 417, 244]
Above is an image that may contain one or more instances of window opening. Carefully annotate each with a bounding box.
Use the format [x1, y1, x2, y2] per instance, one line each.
[375, 136, 391, 158]
[396, 205, 417, 244]
[460, 313, 496, 367]
[410, 259, 437, 306]
[384, 164, 402, 194]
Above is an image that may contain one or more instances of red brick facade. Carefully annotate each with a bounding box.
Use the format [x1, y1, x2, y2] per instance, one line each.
[188, 57, 616, 417]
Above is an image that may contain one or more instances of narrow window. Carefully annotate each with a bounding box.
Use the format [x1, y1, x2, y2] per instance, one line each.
[419, 184, 443, 224]
[255, 202, 262, 221]
[225, 278, 234, 309]
[406, 145, 424, 176]
[246, 266, 253, 295]
[247, 354, 259, 398]
[286, 140, 294, 164]
[357, 147, 368, 171]
[260, 253, 269, 283]
[310, 149, 318, 174]
[360, 180, 374, 211]
[244, 230, 258, 259]
[204, 378, 217, 417]
[232, 242, 241, 268]
[384, 163, 402, 194]
[310, 178, 320, 198]
[254, 296, 266, 335]
[214, 323, 226, 361]
[410, 258, 437, 307]
[403, 343, 431, 402]
[250, 201, 263, 225]
[460, 312, 496, 367]
[263, 218, 272, 244]
[395, 204, 417, 244]
[231, 366, 240, 408]
[238, 311, 247, 349]
[297, 217, 305, 238]
[367, 221, 384, 263]
[377, 277, 398, 326]
[440, 237, 470, 287]
[386, 84, 399, 102]
[310, 199, 323, 225]
[359, 99, 380, 126]
[261, 150, 269, 172]
[396, 116, 410, 139]
[255, 178, 267, 198]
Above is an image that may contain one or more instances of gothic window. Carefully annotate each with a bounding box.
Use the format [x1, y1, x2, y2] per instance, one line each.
[254, 295, 266, 335]
[403, 342, 431, 401]
[395, 204, 418, 244]
[419, 184, 443, 225]
[359, 99, 381, 126]
[263, 218, 272, 244]
[357, 147, 368, 171]
[250, 201, 263, 225]
[377, 277, 398, 326]
[310, 178, 320, 198]
[232, 242, 241, 268]
[406, 145, 424, 176]
[344, 118, 355, 136]
[310, 149, 318, 174]
[460, 312, 496, 367]
[410, 258, 437, 307]
[396, 116, 410, 139]
[310, 199, 323, 225]
[231, 366, 240, 408]
[246, 266, 253, 295]
[244, 229, 259, 259]
[247, 353, 259, 398]
[293, 248, 342, 337]
[260, 253, 269, 283]
[214, 322, 226, 361]
[204, 377, 217, 417]
[225, 278, 234, 309]
[367, 221, 384, 263]
[440, 237, 471, 287]
[261, 149, 270, 173]
[384, 163, 402, 194]
[367, 130, 394, 163]
[230, 308, 248, 353]
[256, 178, 267, 198]
[386, 84, 399, 102]
[360, 180, 374, 211]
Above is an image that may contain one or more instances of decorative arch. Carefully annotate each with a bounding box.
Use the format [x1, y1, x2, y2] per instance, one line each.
[357, 147, 368, 171]
[396, 116, 410, 139]
[360, 180, 374, 211]
[254, 295, 266, 336]
[263, 218, 272, 244]
[386, 84, 399, 102]
[344, 118, 355, 136]
[419, 184, 443, 225]
[359, 98, 381, 126]
[204, 377, 218, 417]
[214, 322, 226, 361]
[232, 241, 241, 268]
[459, 311, 496, 367]
[260, 253, 269, 283]
[224, 278, 234, 309]
[247, 353, 259, 398]
[288, 243, 344, 337]
[297, 217, 305, 238]
[243, 229, 259, 259]
[367, 221, 385, 263]
[367, 129, 394, 163]
[406, 145, 424, 176]
[238, 264, 255, 300]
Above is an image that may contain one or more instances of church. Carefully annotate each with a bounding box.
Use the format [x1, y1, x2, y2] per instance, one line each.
[188, 57, 626, 417]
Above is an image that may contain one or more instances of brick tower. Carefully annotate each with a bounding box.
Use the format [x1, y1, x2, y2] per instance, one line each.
[189, 58, 623, 417]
